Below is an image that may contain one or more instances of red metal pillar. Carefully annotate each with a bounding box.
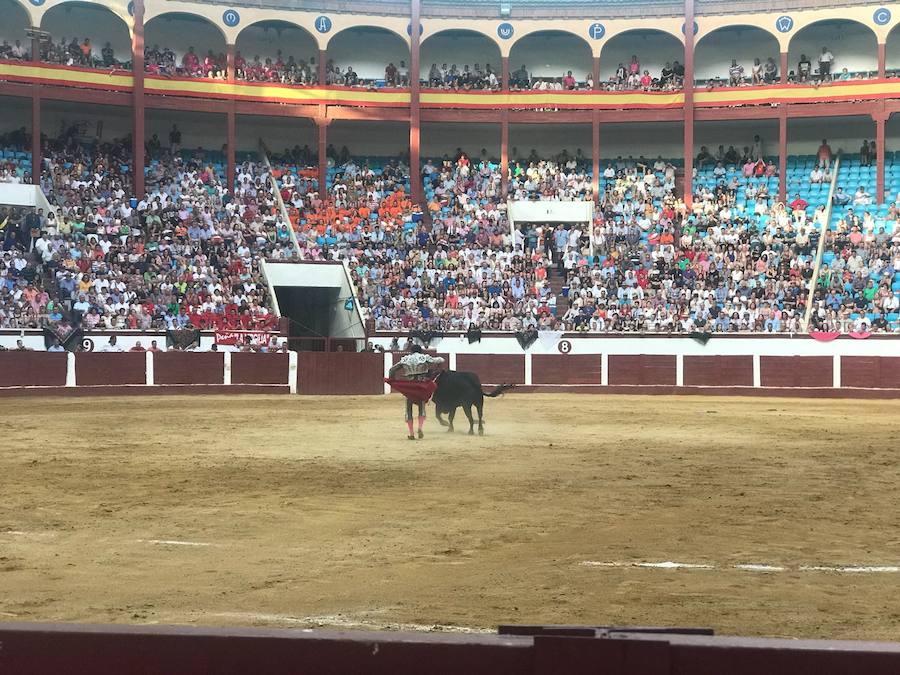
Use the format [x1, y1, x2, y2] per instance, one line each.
[409, 0, 422, 203]
[30, 33, 41, 185]
[780, 52, 788, 84]
[501, 56, 509, 92]
[226, 43, 236, 191]
[878, 43, 886, 79]
[875, 107, 885, 204]
[318, 49, 326, 86]
[500, 111, 509, 197]
[317, 119, 328, 195]
[682, 0, 695, 208]
[592, 109, 600, 203]
[227, 43, 235, 82]
[132, 0, 145, 197]
[778, 108, 787, 204]
[592, 56, 600, 90]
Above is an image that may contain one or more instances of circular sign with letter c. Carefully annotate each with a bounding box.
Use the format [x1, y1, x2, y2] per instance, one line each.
[557, 339, 572, 354]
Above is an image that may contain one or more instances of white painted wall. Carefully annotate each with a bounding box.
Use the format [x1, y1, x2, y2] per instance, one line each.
[145, 108, 228, 153]
[694, 119, 779, 158]
[327, 28, 409, 82]
[4, 104, 899, 166]
[787, 116, 874, 156]
[694, 26, 780, 82]
[0, 0, 29, 54]
[329, 121, 409, 157]
[599, 123, 683, 162]
[509, 32, 592, 80]
[40, 99, 132, 142]
[369, 334, 900, 357]
[40, 3, 131, 65]
[239, 117, 316, 158]
[144, 13, 226, 65]
[887, 30, 900, 71]
[421, 123, 500, 161]
[235, 22, 318, 67]
[788, 20, 878, 75]
[509, 124, 592, 160]
[420, 31, 502, 82]
[600, 31, 683, 82]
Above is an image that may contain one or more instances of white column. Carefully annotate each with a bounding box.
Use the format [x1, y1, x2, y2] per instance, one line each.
[752, 354, 761, 387]
[524, 352, 533, 386]
[833, 354, 841, 388]
[675, 354, 684, 387]
[383, 351, 393, 394]
[65, 352, 76, 387]
[145, 351, 154, 386]
[223, 350, 232, 385]
[600, 353, 609, 386]
[288, 350, 297, 394]
[449, 352, 457, 370]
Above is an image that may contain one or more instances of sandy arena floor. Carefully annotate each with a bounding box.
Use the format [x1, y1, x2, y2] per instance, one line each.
[1, 393, 899, 640]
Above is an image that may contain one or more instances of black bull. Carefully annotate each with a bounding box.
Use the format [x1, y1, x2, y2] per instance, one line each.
[431, 370, 514, 435]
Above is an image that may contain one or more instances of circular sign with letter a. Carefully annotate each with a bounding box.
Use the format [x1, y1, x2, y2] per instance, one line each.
[315, 16, 332, 33]
[557, 340, 573, 354]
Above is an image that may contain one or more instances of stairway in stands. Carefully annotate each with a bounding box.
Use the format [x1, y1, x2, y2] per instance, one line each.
[548, 265, 569, 317]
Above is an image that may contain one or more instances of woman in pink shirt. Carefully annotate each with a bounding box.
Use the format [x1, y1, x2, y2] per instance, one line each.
[629, 55, 640, 75]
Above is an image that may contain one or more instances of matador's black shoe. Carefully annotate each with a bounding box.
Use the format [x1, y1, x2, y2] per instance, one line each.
[418, 430, 424, 439]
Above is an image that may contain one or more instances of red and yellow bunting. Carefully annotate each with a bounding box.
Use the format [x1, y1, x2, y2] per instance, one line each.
[3, 61, 900, 111]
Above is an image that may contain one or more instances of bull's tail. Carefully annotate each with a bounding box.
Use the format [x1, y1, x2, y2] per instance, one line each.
[483, 383, 515, 397]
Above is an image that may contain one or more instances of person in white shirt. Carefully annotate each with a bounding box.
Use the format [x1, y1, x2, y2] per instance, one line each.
[818, 47, 834, 81]
[100, 336, 124, 352]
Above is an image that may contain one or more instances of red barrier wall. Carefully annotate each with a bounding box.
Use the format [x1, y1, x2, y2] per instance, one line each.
[1, 623, 899, 675]
[75, 352, 146, 386]
[154, 352, 223, 385]
[297, 352, 384, 394]
[532, 354, 602, 385]
[608, 355, 677, 386]
[231, 353, 289, 385]
[683, 355, 754, 387]
[841, 356, 900, 389]
[0, 352, 67, 387]
[456, 354, 526, 384]
[760, 356, 833, 388]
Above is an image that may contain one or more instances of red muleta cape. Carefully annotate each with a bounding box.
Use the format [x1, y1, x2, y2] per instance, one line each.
[384, 378, 438, 403]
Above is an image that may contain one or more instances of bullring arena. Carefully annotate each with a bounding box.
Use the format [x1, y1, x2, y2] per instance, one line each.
[3, 390, 900, 641]
[3, 0, 900, 667]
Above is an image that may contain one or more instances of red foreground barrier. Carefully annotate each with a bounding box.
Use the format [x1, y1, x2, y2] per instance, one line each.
[0, 623, 899, 675]
[1, 351, 900, 398]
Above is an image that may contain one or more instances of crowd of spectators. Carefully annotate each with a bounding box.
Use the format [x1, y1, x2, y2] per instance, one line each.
[0, 129, 284, 336]
[0, 40, 29, 61]
[41, 37, 126, 69]
[3, 130, 897, 337]
[236, 51, 318, 85]
[605, 57, 684, 91]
